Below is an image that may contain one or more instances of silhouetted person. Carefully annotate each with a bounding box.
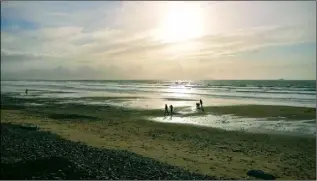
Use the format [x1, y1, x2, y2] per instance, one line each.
[169, 105, 174, 116]
[200, 99, 204, 112]
[25, 89, 28, 95]
[164, 104, 169, 116]
[196, 102, 200, 109]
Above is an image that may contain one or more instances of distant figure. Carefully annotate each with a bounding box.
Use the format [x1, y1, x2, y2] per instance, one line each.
[164, 104, 169, 116]
[199, 99, 204, 112]
[25, 89, 28, 95]
[169, 105, 174, 116]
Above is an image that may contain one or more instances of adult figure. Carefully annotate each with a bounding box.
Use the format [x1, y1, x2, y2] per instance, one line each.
[200, 99, 204, 112]
[164, 104, 169, 116]
[170, 105, 174, 116]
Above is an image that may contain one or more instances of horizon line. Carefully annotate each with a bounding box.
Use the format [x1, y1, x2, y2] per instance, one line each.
[1, 79, 316, 81]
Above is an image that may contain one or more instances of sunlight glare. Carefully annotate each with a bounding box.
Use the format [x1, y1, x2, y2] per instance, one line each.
[156, 2, 205, 43]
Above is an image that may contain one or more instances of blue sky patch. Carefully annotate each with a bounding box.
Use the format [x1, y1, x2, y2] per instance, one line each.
[1, 18, 38, 32]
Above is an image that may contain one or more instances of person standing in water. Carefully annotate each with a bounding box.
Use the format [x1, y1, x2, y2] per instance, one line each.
[164, 104, 169, 116]
[200, 99, 204, 112]
[25, 89, 28, 95]
[169, 105, 174, 116]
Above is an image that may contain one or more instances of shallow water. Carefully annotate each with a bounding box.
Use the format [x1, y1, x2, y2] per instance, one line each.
[147, 114, 316, 136]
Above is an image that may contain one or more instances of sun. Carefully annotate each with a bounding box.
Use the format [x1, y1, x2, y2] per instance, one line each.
[156, 2, 205, 43]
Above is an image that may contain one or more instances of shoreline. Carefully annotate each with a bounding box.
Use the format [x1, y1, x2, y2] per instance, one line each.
[1, 94, 316, 137]
[2, 83, 316, 109]
[2, 94, 316, 119]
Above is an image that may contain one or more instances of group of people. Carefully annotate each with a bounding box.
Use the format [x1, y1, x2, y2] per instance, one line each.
[164, 99, 204, 116]
[196, 99, 204, 112]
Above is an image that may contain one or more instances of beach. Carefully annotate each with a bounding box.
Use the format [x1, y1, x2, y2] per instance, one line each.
[1, 123, 216, 180]
[1, 80, 316, 179]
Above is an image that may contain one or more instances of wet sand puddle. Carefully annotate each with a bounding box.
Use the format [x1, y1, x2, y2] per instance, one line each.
[147, 110, 316, 136]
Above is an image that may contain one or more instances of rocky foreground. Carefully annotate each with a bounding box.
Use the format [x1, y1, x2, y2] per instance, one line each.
[1, 123, 219, 180]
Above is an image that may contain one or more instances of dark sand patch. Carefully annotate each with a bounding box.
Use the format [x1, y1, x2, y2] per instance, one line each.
[186, 105, 316, 120]
[48, 113, 99, 121]
[30, 90, 75, 94]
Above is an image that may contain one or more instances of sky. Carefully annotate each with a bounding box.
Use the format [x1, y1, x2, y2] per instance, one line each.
[1, 1, 316, 80]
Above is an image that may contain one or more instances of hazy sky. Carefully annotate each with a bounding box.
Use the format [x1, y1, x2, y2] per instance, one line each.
[1, 1, 316, 80]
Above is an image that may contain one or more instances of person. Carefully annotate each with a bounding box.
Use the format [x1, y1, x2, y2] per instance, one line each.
[25, 89, 28, 95]
[200, 99, 204, 112]
[164, 104, 169, 116]
[169, 105, 174, 116]
[196, 102, 200, 109]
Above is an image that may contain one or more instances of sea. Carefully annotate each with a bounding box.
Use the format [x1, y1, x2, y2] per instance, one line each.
[1, 80, 316, 136]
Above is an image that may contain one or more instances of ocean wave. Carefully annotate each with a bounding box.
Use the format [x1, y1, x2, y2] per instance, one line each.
[2, 80, 315, 99]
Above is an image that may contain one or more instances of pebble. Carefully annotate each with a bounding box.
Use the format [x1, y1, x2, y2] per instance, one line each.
[1, 123, 223, 180]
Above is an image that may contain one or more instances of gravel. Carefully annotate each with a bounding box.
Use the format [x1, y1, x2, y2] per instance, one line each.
[1, 123, 219, 180]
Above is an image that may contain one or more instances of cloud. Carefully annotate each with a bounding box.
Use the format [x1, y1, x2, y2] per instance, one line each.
[81, 23, 316, 63]
[1, 1, 316, 80]
[1, 65, 129, 80]
[1, 1, 120, 30]
[2, 1, 315, 62]
[1, 21, 315, 71]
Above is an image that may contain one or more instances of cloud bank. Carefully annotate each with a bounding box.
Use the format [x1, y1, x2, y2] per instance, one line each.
[1, 1, 316, 80]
